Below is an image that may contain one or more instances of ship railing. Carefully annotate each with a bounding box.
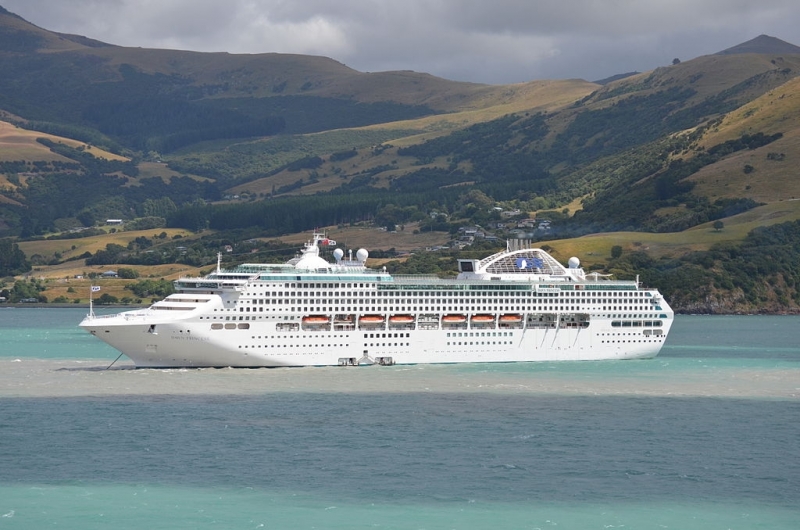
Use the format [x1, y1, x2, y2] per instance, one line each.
[391, 275, 468, 284]
[122, 312, 156, 320]
[88, 310, 153, 320]
[87, 312, 119, 320]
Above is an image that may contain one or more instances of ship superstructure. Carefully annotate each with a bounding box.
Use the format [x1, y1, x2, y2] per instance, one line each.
[80, 233, 673, 367]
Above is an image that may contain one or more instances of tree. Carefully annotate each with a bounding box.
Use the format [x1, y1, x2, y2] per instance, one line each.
[0, 239, 31, 276]
[117, 267, 140, 279]
[713, 220, 724, 232]
[672, 58, 681, 65]
[611, 245, 623, 259]
[9, 279, 44, 302]
[96, 293, 119, 305]
[86, 243, 126, 265]
[124, 279, 174, 298]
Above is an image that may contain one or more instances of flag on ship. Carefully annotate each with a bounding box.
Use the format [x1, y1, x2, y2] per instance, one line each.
[91, 286, 101, 292]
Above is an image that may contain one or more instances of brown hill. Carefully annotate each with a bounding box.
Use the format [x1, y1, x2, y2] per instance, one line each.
[0, 120, 125, 163]
[0, 5, 577, 114]
[688, 75, 800, 204]
[589, 49, 800, 106]
[716, 34, 800, 55]
[3, 3, 800, 241]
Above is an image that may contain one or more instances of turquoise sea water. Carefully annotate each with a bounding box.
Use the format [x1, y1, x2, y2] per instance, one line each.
[1, 308, 799, 529]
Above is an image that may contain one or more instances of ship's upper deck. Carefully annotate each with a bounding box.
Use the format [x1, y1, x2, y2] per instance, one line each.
[173, 234, 655, 293]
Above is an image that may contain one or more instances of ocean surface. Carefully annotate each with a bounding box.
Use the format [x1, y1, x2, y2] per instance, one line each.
[0, 308, 798, 529]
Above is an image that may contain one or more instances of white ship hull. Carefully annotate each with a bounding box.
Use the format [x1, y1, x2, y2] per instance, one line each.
[81, 305, 671, 368]
[80, 234, 674, 368]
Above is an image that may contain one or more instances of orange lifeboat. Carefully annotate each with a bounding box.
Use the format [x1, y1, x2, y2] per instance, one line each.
[470, 314, 495, 323]
[499, 313, 523, 323]
[389, 314, 415, 323]
[359, 315, 385, 323]
[302, 315, 330, 324]
[442, 314, 467, 323]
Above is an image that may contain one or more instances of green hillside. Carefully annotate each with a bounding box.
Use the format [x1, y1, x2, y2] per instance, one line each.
[2, 4, 800, 313]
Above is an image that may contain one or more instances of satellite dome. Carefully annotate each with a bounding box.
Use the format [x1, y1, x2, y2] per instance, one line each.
[294, 254, 330, 270]
[356, 248, 369, 263]
[568, 257, 580, 269]
[333, 248, 344, 261]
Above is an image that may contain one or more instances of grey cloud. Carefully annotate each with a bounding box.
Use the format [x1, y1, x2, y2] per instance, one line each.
[2, 0, 799, 83]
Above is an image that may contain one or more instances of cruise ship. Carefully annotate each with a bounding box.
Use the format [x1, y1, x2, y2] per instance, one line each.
[80, 233, 674, 367]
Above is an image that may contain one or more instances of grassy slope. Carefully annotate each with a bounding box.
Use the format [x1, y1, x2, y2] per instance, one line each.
[24, 199, 800, 303]
[0, 120, 127, 162]
[18, 228, 201, 303]
[14, 72, 800, 299]
[0, 9, 89, 53]
[0, 118, 158, 211]
[229, 79, 599, 196]
[18, 228, 192, 264]
[687, 76, 800, 203]
[0, 120, 212, 187]
[598, 53, 800, 104]
[546, 71, 800, 265]
[83, 45, 582, 113]
[267, 222, 450, 252]
[17, 224, 452, 303]
[542, 200, 800, 268]
[0, 119, 132, 205]
[14, 10, 546, 115]
[240, 53, 800, 199]
[6, 8, 800, 307]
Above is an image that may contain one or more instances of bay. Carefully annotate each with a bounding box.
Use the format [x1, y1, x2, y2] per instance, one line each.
[1, 308, 798, 529]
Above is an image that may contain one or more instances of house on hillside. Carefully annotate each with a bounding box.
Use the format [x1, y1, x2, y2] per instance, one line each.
[500, 209, 522, 219]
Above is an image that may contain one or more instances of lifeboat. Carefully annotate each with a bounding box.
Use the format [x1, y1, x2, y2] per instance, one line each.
[389, 314, 415, 323]
[442, 314, 467, 323]
[359, 315, 385, 323]
[499, 313, 523, 323]
[302, 315, 330, 324]
[470, 314, 495, 322]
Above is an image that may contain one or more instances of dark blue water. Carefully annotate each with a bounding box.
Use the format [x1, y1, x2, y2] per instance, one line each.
[1, 309, 799, 529]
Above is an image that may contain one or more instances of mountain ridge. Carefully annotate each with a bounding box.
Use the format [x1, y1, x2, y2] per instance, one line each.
[716, 34, 800, 55]
[2, 5, 800, 312]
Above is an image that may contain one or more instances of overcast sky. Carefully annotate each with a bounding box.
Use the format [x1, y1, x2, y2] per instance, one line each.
[4, 0, 799, 84]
